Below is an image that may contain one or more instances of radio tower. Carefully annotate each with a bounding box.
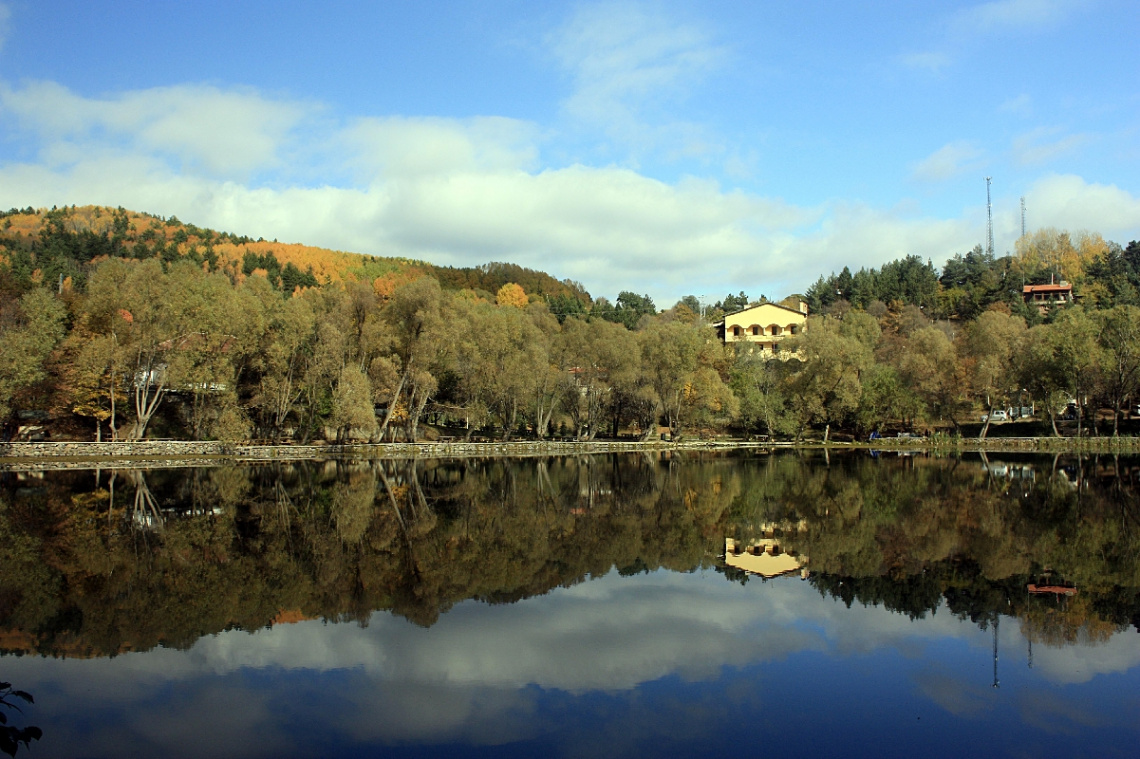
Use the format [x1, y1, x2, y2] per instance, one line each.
[992, 615, 1000, 689]
[1020, 196, 1026, 238]
[985, 177, 994, 256]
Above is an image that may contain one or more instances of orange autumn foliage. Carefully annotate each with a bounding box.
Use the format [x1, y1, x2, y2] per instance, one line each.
[1, 205, 586, 309]
[496, 282, 528, 308]
[372, 267, 430, 299]
[1, 205, 428, 288]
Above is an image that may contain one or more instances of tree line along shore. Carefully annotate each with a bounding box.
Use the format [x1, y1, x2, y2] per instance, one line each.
[2, 204, 1140, 445]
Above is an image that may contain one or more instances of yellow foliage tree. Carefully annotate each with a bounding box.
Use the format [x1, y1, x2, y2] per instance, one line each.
[496, 282, 528, 308]
[1014, 228, 1110, 285]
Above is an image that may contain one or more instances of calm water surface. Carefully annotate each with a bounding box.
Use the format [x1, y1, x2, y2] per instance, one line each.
[1, 451, 1137, 758]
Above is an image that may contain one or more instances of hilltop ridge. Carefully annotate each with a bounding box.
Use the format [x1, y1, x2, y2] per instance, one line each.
[0, 204, 592, 304]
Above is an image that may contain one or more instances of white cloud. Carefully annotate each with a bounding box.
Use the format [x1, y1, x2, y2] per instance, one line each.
[0, 129, 1051, 305]
[951, 0, 1086, 35]
[1012, 126, 1088, 165]
[1000, 93, 1033, 116]
[1026, 174, 1140, 239]
[780, 202, 981, 290]
[344, 115, 541, 179]
[903, 0, 1086, 71]
[0, 130, 824, 302]
[552, 3, 723, 115]
[550, 2, 726, 161]
[897, 51, 952, 72]
[0, 81, 309, 175]
[911, 141, 986, 182]
[0, 78, 1136, 305]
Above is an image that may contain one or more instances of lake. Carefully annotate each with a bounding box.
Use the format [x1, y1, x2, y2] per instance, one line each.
[1, 450, 1137, 758]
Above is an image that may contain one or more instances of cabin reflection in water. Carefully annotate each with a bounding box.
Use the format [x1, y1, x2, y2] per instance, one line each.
[725, 533, 809, 580]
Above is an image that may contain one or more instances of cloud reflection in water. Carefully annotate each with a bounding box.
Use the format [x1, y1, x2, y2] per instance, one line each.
[4, 568, 1140, 757]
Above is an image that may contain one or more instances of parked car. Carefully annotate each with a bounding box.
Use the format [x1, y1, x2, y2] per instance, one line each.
[980, 409, 1008, 422]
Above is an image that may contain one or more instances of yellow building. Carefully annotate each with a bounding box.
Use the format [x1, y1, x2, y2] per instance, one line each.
[715, 301, 808, 352]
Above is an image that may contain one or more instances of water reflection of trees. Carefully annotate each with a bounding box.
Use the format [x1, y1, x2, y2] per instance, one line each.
[0, 451, 1138, 658]
[0, 454, 731, 654]
[723, 451, 1140, 646]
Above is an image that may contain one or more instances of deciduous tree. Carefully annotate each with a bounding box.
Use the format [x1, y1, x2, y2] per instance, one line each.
[959, 310, 1026, 438]
[0, 288, 66, 421]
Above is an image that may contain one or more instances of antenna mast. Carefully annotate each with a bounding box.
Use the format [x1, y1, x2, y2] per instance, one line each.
[992, 615, 1000, 689]
[1020, 196, 1026, 238]
[985, 177, 994, 256]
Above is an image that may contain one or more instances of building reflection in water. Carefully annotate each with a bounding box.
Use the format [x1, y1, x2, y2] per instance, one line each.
[725, 526, 809, 580]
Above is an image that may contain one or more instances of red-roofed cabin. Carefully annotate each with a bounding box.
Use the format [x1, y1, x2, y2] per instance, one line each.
[1022, 282, 1073, 313]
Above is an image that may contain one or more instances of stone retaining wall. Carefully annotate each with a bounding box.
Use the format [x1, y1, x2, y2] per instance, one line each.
[1, 441, 230, 458]
[0, 439, 741, 470]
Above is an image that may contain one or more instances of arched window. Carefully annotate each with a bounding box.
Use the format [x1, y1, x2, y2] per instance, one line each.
[750, 325, 761, 336]
[768, 324, 781, 336]
[732, 325, 743, 337]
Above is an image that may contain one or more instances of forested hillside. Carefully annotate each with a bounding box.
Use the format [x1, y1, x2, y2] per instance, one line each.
[803, 230, 1140, 320]
[1, 203, 1139, 444]
[0, 205, 589, 305]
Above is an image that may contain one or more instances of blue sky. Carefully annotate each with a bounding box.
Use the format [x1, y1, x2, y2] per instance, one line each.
[0, 0, 1137, 306]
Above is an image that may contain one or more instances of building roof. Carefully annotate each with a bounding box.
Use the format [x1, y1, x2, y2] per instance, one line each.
[1022, 283, 1072, 293]
[722, 301, 807, 319]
